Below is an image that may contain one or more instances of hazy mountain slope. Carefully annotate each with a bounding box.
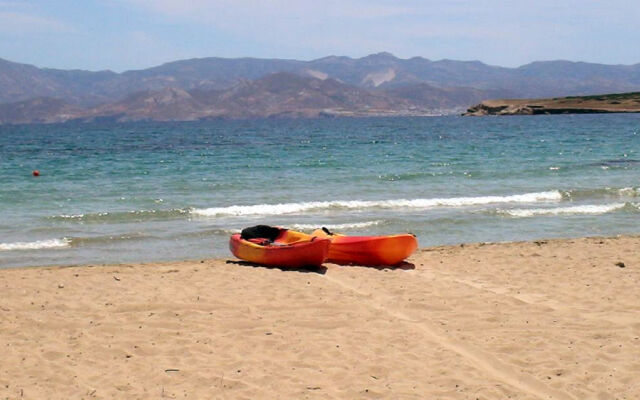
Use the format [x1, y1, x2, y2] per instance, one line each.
[208, 72, 408, 118]
[0, 97, 81, 124]
[85, 87, 208, 122]
[510, 61, 640, 97]
[0, 58, 117, 106]
[121, 57, 304, 90]
[74, 73, 417, 122]
[381, 83, 514, 110]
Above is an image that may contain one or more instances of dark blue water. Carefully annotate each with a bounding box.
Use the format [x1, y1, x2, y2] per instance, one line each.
[1, 115, 639, 268]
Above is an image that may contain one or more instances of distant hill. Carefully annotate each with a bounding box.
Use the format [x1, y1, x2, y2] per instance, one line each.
[1, 53, 640, 124]
[464, 92, 640, 116]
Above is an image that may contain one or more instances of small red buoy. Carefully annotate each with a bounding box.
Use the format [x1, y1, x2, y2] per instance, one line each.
[32, 170, 40, 177]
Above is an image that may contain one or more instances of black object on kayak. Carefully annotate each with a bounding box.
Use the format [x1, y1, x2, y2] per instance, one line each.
[322, 227, 334, 236]
[240, 225, 283, 241]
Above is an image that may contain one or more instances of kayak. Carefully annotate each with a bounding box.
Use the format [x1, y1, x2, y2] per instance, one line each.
[311, 228, 418, 266]
[229, 225, 330, 268]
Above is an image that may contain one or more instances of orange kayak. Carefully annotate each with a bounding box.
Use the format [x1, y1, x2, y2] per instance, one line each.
[312, 228, 418, 266]
[229, 226, 330, 268]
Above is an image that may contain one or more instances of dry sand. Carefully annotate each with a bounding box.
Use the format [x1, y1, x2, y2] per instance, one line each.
[1, 235, 639, 399]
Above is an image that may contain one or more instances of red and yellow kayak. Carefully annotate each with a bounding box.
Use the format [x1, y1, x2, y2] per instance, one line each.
[229, 226, 330, 268]
[311, 228, 418, 266]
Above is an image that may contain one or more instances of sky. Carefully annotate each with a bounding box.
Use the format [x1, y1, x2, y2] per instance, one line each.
[1, 0, 639, 72]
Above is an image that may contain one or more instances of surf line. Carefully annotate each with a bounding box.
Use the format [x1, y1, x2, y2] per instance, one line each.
[192, 191, 563, 217]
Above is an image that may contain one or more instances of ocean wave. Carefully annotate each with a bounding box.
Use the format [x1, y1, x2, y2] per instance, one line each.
[288, 220, 383, 231]
[0, 238, 71, 251]
[498, 203, 632, 218]
[377, 172, 436, 181]
[592, 158, 640, 167]
[48, 208, 190, 223]
[68, 233, 152, 246]
[191, 191, 562, 217]
[179, 228, 242, 238]
[561, 187, 639, 200]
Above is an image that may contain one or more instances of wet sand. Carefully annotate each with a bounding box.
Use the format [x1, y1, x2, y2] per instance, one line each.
[1, 235, 639, 399]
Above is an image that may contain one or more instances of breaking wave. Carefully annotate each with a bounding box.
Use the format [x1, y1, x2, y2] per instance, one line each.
[288, 220, 383, 231]
[192, 191, 562, 217]
[561, 187, 639, 200]
[498, 203, 636, 218]
[0, 238, 71, 251]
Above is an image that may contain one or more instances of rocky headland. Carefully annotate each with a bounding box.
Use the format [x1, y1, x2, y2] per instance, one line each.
[464, 92, 640, 116]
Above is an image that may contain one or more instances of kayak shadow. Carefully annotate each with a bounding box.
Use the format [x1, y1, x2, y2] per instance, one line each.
[335, 261, 416, 270]
[225, 260, 328, 275]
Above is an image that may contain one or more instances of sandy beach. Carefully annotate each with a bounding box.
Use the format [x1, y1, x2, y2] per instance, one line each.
[1, 235, 639, 399]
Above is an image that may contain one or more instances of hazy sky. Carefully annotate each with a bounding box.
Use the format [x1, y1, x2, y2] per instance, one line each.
[1, 0, 638, 72]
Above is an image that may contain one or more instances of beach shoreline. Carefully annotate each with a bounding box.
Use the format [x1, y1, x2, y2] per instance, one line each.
[2, 234, 639, 399]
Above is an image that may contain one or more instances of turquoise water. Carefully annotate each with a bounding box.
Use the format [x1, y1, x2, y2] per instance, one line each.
[1, 115, 639, 268]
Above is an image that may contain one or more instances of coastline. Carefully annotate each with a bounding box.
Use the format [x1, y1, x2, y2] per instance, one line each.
[2, 234, 639, 398]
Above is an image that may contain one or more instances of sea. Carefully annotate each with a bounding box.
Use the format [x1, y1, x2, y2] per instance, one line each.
[1, 114, 639, 268]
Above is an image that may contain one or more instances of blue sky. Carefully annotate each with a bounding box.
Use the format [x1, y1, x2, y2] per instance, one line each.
[1, 0, 638, 72]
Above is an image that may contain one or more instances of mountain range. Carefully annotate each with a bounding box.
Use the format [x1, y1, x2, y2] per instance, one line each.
[1, 53, 640, 124]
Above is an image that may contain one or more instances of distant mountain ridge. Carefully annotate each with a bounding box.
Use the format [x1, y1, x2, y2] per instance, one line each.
[1, 53, 640, 124]
[3, 53, 640, 105]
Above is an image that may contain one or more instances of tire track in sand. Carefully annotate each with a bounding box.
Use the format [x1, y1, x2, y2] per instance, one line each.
[322, 271, 575, 400]
[428, 271, 637, 326]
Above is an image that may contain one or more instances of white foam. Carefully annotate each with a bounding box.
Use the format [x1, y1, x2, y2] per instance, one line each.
[500, 203, 627, 218]
[288, 220, 383, 231]
[0, 238, 71, 251]
[619, 187, 639, 197]
[55, 214, 85, 219]
[191, 191, 562, 217]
